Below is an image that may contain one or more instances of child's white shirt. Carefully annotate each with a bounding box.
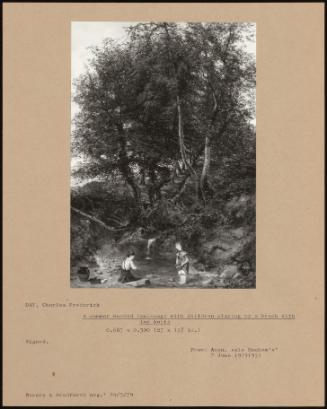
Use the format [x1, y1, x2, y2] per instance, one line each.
[122, 258, 137, 270]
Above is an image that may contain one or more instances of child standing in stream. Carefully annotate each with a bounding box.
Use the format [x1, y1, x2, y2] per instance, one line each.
[175, 242, 190, 284]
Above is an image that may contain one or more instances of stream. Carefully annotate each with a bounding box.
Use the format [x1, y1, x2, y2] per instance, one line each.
[70, 238, 222, 288]
[71, 233, 246, 288]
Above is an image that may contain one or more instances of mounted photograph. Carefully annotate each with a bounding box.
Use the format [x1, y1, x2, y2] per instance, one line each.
[71, 21, 256, 288]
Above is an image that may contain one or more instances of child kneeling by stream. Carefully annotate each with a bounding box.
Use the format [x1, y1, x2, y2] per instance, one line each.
[118, 251, 139, 283]
[118, 251, 151, 286]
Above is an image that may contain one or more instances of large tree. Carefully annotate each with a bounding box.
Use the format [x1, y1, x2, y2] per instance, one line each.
[72, 22, 255, 223]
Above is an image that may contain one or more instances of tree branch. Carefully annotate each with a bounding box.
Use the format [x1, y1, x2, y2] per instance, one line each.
[71, 207, 128, 231]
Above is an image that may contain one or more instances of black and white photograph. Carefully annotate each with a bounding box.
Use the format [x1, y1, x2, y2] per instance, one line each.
[71, 21, 256, 288]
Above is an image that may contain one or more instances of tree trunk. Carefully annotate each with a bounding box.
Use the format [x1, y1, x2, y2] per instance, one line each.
[176, 96, 189, 170]
[176, 96, 203, 202]
[199, 88, 218, 205]
[139, 168, 146, 185]
[125, 171, 142, 213]
[162, 23, 203, 203]
[116, 125, 142, 216]
[200, 135, 211, 194]
[147, 164, 157, 206]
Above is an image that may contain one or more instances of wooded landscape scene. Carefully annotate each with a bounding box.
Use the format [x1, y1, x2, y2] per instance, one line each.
[71, 22, 256, 288]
